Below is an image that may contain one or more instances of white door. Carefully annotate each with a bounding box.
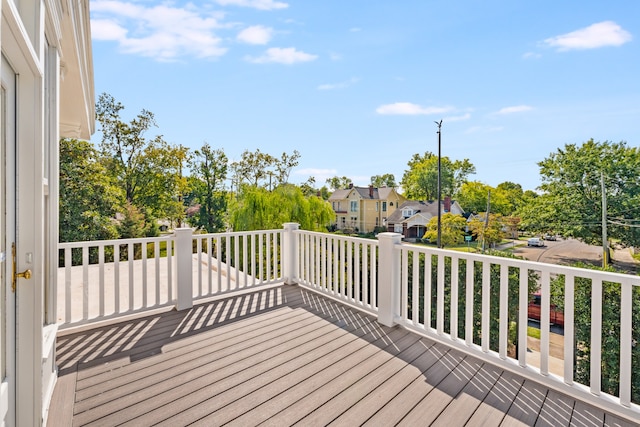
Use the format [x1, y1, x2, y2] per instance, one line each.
[0, 54, 17, 426]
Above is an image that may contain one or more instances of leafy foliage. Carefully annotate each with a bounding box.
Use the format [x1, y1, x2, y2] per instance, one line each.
[370, 174, 397, 188]
[59, 138, 122, 242]
[187, 143, 228, 232]
[229, 184, 335, 231]
[422, 213, 467, 247]
[468, 213, 505, 247]
[522, 140, 640, 246]
[325, 176, 353, 191]
[96, 93, 188, 230]
[400, 152, 475, 200]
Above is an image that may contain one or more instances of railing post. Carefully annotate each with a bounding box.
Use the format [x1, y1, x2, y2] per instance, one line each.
[283, 223, 300, 285]
[377, 232, 402, 327]
[175, 228, 193, 310]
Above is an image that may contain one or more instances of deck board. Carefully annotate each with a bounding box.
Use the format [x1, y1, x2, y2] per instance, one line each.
[48, 284, 637, 427]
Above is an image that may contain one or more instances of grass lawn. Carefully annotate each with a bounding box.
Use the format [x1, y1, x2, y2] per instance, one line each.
[527, 326, 541, 339]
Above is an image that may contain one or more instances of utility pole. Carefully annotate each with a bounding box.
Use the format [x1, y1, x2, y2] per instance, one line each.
[601, 172, 608, 268]
[435, 120, 442, 248]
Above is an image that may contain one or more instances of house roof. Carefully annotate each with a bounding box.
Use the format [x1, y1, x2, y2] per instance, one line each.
[328, 186, 399, 201]
[386, 200, 465, 225]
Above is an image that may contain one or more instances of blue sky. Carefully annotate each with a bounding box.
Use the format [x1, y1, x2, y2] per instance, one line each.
[90, 0, 640, 192]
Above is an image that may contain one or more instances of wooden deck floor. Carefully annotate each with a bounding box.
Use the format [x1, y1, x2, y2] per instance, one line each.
[48, 285, 636, 427]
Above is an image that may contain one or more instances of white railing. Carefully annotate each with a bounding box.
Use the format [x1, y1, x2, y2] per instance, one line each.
[370, 233, 640, 421]
[191, 229, 284, 302]
[58, 235, 175, 326]
[57, 226, 640, 419]
[294, 229, 379, 315]
[57, 228, 286, 328]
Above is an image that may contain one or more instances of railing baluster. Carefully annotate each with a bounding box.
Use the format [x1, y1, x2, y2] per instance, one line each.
[82, 246, 89, 320]
[425, 253, 432, 331]
[540, 270, 551, 375]
[371, 243, 377, 309]
[354, 241, 360, 302]
[114, 243, 120, 313]
[465, 258, 474, 347]
[242, 234, 247, 288]
[64, 247, 71, 323]
[437, 253, 445, 335]
[518, 266, 529, 367]
[450, 256, 459, 341]
[142, 242, 147, 308]
[481, 261, 490, 353]
[167, 239, 173, 302]
[196, 237, 202, 297]
[563, 273, 575, 383]
[154, 240, 160, 306]
[499, 263, 509, 359]
[591, 278, 603, 395]
[128, 243, 134, 311]
[619, 280, 632, 407]
[411, 250, 419, 325]
[99, 245, 105, 317]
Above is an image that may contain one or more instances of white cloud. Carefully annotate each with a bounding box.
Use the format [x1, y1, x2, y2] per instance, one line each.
[214, 0, 288, 10]
[443, 113, 471, 122]
[376, 102, 453, 116]
[543, 21, 632, 51]
[317, 78, 359, 91]
[237, 25, 273, 45]
[496, 105, 533, 114]
[246, 47, 318, 64]
[91, 1, 227, 61]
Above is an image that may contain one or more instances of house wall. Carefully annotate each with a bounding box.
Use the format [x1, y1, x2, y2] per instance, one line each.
[330, 188, 406, 234]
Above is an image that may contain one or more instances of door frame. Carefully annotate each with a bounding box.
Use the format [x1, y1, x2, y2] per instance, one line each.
[2, 2, 47, 425]
[0, 53, 17, 427]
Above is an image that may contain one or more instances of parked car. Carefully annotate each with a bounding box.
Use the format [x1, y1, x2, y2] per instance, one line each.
[527, 237, 544, 247]
[543, 234, 556, 241]
[528, 292, 564, 327]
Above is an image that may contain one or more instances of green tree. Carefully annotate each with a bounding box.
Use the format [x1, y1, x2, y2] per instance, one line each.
[458, 181, 514, 216]
[370, 174, 397, 188]
[523, 140, 640, 246]
[468, 213, 505, 248]
[187, 144, 229, 233]
[59, 138, 122, 243]
[400, 152, 475, 200]
[326, 176, 353, 191]
[229, 184, 334, 231]
[422, 213, 467, 247]
[96, 93, 187, 231]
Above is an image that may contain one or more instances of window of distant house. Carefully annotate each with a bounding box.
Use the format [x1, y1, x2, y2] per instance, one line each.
[382, 202, 387, 212]
[394, 224, 403, 233]
[332, 202, 336, 210]
[376, 202, 379, 211]
[350, 201, 357, 212]
[376, 218, 379, 226]
[402, 208, 413, 217]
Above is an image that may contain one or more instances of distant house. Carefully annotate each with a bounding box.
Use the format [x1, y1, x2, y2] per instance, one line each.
[386, 197, 465, 239]
[328, 185, 406, 233]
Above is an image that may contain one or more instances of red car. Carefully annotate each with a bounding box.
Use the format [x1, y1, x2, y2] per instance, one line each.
[528, 292, 564, 327]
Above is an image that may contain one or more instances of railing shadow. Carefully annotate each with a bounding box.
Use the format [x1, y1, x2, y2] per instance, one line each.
[56, 286, 291, 376]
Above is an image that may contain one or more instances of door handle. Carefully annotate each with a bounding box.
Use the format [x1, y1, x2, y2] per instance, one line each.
[11, 243, 31, 293]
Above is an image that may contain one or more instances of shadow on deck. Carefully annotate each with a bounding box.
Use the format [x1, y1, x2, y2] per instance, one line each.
[48, 285, 634, 426]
